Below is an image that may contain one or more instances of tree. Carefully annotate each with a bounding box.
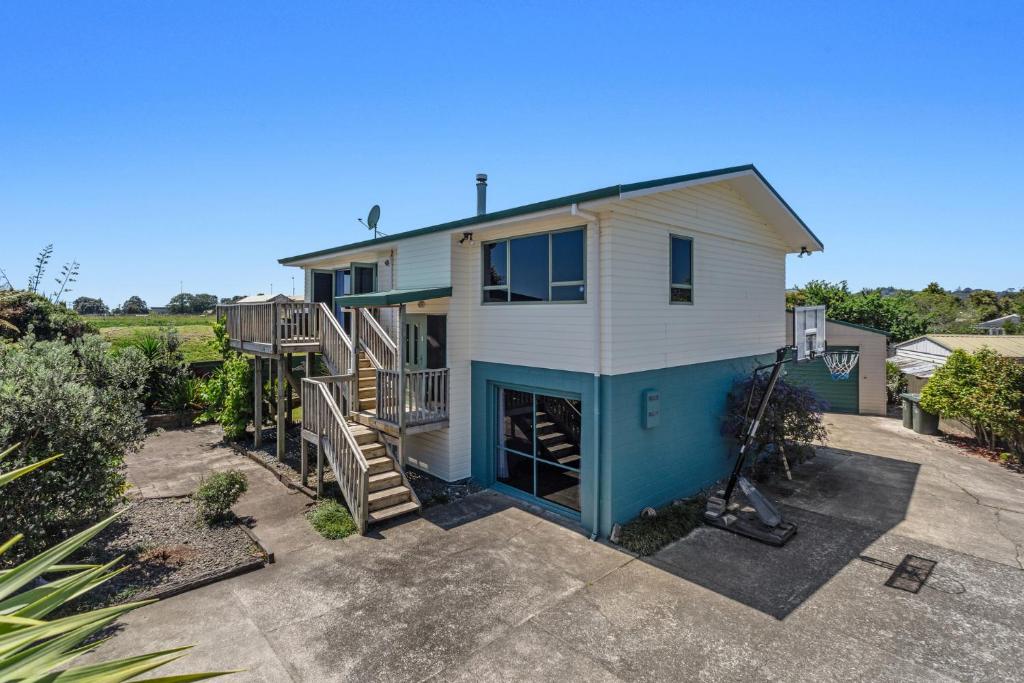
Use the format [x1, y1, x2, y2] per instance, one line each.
[0, 290, 95, 342]
[72, 295, 109, 315]
[220, 294, 245, 304]
[120, 295, 149, 314]
[788, 280, 927, 343]
[167, 292, 196, 314]
[921, 348, 1024, 455]
[193, 293, 218, 312]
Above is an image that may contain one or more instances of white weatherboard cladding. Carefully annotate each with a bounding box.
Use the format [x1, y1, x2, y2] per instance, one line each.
[394, 232, 452, 290]
[602, 183, 788, 375]
[465, 219, 600, 374]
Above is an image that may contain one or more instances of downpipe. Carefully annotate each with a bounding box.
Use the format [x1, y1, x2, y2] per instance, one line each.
[572, 203, 602, 542]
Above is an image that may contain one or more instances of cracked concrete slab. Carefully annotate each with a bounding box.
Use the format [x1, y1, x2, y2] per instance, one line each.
[84, 414, 1024, 681]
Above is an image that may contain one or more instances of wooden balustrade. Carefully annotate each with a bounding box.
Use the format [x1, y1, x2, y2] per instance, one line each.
[302, 377, 369, 534]
[277, 302, 319, 344]
[358, 308, 398, 370]
[316, 302, 352, 375]
[376, 367, 450, 427]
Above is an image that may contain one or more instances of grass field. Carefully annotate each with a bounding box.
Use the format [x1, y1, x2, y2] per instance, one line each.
[88, 314, 219, 363]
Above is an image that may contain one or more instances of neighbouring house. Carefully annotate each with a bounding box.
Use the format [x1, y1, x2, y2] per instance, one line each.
[784, 313, 887, 415]
[889, 334, 1024, 393]
[234, 293, 304, 304]
[222, 164, 823, 537]
[975, 313, 1021, 335]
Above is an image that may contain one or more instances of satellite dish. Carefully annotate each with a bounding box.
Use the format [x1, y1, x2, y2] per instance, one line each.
[367, 205, 380, 231]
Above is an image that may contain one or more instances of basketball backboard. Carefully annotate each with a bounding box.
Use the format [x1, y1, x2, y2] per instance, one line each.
[793, 305, 826, 361]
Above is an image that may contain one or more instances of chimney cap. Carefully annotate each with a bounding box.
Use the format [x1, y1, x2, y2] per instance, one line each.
[476, 173, 488, 183]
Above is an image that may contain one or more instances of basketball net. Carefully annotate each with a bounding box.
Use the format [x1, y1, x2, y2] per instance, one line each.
[821, 350, 859, 381]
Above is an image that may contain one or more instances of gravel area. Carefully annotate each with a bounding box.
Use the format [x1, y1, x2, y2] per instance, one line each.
[406, 468, 482, 508]
[241, 426, 334, 487]
[70, 498, 265, 610]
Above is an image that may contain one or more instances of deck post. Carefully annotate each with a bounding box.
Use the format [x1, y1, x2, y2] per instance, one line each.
[285, 353, 294, 428]
[300, 434, 308, 488]
[397, 304, 407, 466]
[253, 356, 263, 448]
[316, 433, 324, 497]
[276, 356, 286, 459]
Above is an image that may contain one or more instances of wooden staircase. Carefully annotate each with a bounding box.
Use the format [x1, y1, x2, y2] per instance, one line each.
[356, 352, 377, 412]
[347, 420, 420, 524]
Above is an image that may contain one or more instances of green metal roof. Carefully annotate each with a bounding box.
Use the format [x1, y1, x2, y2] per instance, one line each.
[334, 286, 452, 307]
[279, 164, 822, 265]
[829, 319, 890, 337]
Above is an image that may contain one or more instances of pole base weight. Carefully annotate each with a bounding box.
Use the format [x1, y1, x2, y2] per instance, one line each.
[704, 504, 797, 547]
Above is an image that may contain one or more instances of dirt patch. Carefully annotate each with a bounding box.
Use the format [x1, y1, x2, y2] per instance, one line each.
[68, 498, 265, 611]
[941, 433, 1024, 474]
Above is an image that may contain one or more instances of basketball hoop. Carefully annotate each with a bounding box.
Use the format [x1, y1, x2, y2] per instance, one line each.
[821, 350, 859, 381]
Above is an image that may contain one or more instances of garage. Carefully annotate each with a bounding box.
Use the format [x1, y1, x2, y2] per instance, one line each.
[785, 313, 888, 415]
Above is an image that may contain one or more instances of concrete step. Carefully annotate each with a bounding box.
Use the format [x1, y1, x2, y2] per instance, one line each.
[367, 500, 420, 525]
[368, 470, 402, 492]
[368, 485, 411, 512]
[366, 456, 395, 475]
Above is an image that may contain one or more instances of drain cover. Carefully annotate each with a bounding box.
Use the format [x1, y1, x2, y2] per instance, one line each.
[885, 554, 936, 593]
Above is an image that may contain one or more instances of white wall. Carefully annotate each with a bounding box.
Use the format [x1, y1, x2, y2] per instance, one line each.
[394, 232, 452, 290]
[602, 182, 788, 375]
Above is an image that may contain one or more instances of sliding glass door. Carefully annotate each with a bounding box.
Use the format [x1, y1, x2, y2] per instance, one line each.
[495, 386, 582, 513]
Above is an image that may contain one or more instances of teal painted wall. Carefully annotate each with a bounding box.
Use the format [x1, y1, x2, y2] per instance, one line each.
[783, 345, 859, 414]
[600, 353, 768, 533]
[471, 354, 767, 537]
[470, 361, 601, 533]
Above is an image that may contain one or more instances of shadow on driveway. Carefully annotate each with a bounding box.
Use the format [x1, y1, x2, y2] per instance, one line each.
[645, 447, 920, 619]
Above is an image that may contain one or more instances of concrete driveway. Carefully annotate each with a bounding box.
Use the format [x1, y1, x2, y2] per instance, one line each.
[89, 415, 1024, 681]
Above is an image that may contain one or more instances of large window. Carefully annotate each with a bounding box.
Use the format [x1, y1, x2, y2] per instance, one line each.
[482, 227, 586, 303]
[670, 235, 693, 304]
[495, 387, 582, 512]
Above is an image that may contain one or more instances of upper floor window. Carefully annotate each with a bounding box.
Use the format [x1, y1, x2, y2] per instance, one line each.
[670, 235, 693, 304]
[482, 227, 586, 303]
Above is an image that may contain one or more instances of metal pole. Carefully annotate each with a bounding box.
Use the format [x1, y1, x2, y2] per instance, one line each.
[722, 347, 789, 504]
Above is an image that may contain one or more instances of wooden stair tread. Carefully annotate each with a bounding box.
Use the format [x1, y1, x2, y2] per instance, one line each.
[368, 471, 402, 491]
[367, 500, 420, 524]
[368, 484, 409, 501]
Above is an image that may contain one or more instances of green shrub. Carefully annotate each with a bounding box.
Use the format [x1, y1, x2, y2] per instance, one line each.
[886, 360, 908, 404]
[0, 334, 148, 563]
[618, 498, 705, 556]
[197, 353, 253, 439]
[130, 328, 190, 413]
[307, 500, 357, 539]
[722, 372, 828, 477]
[0, 289, 95, 342]
[921, 348, 1024, 455]
[194, 470, 249, 523]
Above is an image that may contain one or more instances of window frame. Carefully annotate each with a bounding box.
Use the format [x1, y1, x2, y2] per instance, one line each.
[669, 234, 694, 305]
[481, 226, 587, 305]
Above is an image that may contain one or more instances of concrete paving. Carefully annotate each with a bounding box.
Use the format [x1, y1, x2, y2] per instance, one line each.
[87, 415, 1024, 681]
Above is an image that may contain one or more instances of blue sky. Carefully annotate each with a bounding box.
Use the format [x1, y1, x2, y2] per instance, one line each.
[2, 1, 1021, 307]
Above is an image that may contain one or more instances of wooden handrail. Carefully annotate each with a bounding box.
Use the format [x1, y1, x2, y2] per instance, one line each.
[302, 377, 369, 534]
[358, 308, 397, 370]
[315, 302, 353, 375]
